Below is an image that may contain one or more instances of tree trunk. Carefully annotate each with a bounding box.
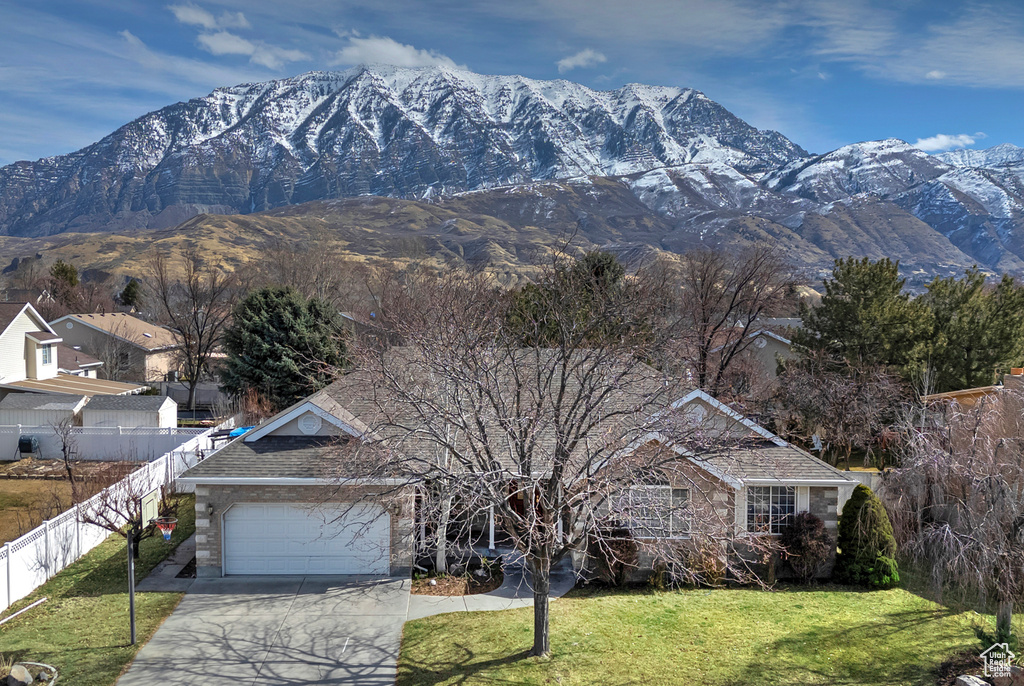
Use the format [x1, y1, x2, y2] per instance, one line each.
[435, 495, 452, 574]
[529, 555, 551, 657]
[997, 599, 1013, 641]
[187, 380, 198, 412]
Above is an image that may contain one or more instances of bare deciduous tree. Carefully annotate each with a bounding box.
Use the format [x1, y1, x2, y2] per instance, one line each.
[147, 247, 236, 409]
[886, 389, 1024, 642]
[776, 353, 906, 468]
[325, 257, 777, 657]
[673, 246, 796, 396]
[239, 230, 372, 312]
[95, 317, 143, 381]
[79, 467, 175, 558]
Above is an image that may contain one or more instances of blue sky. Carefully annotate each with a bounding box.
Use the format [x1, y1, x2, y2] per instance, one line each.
[2, 0, 1023, 165]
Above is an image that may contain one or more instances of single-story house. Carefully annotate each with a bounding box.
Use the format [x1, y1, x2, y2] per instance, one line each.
[180, 365, 856, 579]
[49, 312, 181, 382]
[0, 393, 88, 427]
[80, 394, 178, 429]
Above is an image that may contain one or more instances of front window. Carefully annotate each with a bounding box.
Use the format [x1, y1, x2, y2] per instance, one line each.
[41, 344, 52, 365]
[746, 486, 795, 534]
[628, 486, 690, 538]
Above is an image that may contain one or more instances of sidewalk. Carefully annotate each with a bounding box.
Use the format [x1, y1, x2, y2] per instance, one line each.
[407, 554, 576, 620]
[136, 533, 196, 592]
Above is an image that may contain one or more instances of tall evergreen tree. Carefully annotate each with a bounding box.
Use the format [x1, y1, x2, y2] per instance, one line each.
[221, 286, 347, 411]
[796, 257, 930, 372]
[922, 269, 1024, 392]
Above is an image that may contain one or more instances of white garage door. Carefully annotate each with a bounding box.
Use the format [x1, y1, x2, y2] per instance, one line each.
[223, 503, 391, 575]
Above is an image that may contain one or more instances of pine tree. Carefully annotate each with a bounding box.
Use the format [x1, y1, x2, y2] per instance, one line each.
[922, 269, 1024, 392]
[796, 257, 930, 372]
[119, 279, 143, 309]
[221, 286, 348, 411]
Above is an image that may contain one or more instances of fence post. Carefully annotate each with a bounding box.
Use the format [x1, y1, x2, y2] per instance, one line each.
[42, 520, 50, 580]
[3, 543, 10, 611]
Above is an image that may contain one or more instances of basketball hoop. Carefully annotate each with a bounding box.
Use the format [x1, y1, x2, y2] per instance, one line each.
[152, 517, 177, 542]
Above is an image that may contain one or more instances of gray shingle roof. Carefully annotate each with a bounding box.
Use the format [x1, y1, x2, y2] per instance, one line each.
[183, 436, 343, 479]
[0, 393, 86, 411]
[700, 441, 856, 483]
[83, 395, 174, 412]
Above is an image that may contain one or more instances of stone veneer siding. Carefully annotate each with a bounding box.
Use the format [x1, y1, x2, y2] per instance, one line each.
[193, 484, 415, 578]
[808, 487, 839, 530]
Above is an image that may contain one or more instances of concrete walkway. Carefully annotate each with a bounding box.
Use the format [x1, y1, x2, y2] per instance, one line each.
[136, 533, 196, 593]
[407, 554, 576, 620]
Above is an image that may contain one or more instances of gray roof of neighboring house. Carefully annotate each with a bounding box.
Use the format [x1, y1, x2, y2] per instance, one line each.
[0, 393, 87, 411]
[183, 436, 343, 479]
[83, 395, 175, 412]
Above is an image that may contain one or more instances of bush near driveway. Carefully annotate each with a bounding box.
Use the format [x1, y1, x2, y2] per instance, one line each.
[0, 493, 195, 686]
[398, 584, 1001, 686]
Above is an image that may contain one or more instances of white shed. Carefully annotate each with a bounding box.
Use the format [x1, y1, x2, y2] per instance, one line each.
[81, 395, 178, 428]
[0, 393, 88, 427]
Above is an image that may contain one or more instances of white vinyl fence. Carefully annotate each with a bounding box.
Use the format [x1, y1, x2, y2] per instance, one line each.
[0, 428, 214, 613]
[0, 426, 208, 463]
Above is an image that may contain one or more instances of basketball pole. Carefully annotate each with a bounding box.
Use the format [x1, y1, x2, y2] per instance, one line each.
[127, 524, 136, 645]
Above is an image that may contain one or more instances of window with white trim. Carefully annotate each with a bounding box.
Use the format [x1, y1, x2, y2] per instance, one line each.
[746, 486, 795, 534]
[628, 486, 690, 538]
[41, 344, 52, 365]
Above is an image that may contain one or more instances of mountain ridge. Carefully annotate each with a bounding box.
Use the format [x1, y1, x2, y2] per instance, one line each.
[1, 65, 1024, 281]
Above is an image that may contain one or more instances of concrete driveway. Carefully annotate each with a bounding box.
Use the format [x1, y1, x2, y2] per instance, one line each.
[118, 576, 410, 686]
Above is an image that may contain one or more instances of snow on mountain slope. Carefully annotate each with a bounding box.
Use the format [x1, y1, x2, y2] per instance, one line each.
[937, 143, 1024, 168]
[763, 139, 951, 203]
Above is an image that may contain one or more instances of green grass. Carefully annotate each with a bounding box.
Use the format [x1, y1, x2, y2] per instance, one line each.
[0, 493, 195, 686]
[399, 584, 1004, 686]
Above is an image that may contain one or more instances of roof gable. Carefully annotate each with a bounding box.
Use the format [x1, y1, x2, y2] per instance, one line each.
[0, 302, 54, 340]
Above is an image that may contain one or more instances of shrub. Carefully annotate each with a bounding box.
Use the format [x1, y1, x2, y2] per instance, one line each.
[587, 526, 639, 586]
[834, 484, 899, 588]
[780, 511, 834, 583]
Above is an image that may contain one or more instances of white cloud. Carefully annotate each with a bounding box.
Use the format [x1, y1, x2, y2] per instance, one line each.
[197, 31, 256, 56]
[168, 3, 217, 30]
[168, 3, 250, 30]
[925, 70, 946, 80]
[914, 133, 986, 152]
[217, 11, 251, 30]
[196, 30, 309, 69]
[333, 35, 465, 69]
[557, 48, 607, 73]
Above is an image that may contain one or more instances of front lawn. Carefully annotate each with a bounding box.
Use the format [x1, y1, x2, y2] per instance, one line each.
[399, 584, 1000, 686]
[0, 493, 195, 686]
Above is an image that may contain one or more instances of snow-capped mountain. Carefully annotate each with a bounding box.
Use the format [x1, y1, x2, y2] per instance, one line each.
[0, 65, 804, 238]
[3, 64, 1024, 281]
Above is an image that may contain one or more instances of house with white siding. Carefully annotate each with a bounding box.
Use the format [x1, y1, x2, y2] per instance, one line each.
[0, 302, 146, 401]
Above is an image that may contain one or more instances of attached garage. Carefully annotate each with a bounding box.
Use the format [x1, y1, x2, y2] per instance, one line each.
[222, 502, 391, 575]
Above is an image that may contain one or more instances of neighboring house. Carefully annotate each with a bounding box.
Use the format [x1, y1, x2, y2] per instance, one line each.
[0, 302, 144, 400]
[81, 395, 178, 429]
[50, 312, 180, 382]
[180, 364, 856, 579]
[0, 393, 88, 427]
[712, 329, 798, 382]
[56, 345, 103, 378]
